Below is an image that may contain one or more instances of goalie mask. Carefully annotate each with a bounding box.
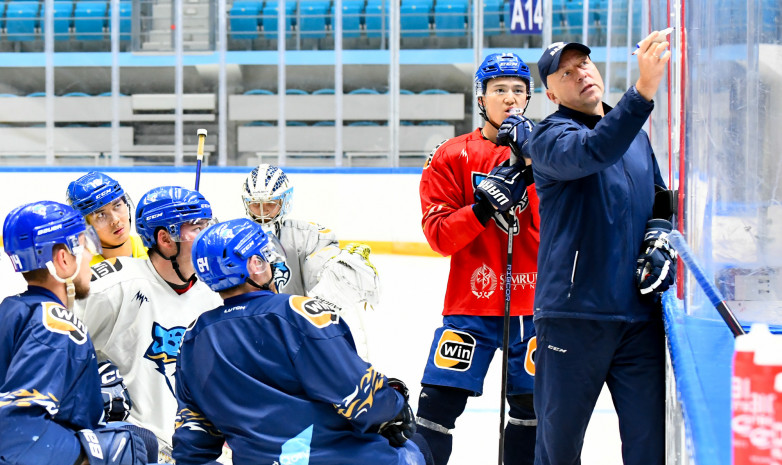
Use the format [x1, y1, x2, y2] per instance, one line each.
[242, 164, 293, 228]
[192, 218, 283, 292]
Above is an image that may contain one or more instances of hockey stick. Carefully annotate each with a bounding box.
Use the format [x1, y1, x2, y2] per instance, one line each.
[498, 144, 522, 465]
[194, 128, 207, 191]
[667, 230, 745, 337]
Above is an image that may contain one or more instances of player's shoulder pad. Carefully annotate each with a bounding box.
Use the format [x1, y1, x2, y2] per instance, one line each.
[284, 218, 333, 235]
[38, 300, 90, 346]
[287, 295, 341, 330]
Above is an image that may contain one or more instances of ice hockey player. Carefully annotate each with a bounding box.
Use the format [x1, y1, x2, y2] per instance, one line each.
[66, 171, 148, 265]
[172, 217, 433, 465]
[74, 186, 222, 463]
[241, 164, 381, 358]
[0, 200, 156, 465]
[416, 52, 540, 465]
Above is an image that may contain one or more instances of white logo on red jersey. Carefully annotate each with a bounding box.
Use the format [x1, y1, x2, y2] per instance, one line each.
[470, 264, 497, 299]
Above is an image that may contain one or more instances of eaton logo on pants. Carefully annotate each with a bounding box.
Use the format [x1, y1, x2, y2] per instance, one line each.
[434, 330, 476, 371]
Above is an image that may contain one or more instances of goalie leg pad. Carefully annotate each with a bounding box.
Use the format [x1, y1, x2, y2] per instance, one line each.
[504, 394, 537, 465]
[415, 385, 470, 465]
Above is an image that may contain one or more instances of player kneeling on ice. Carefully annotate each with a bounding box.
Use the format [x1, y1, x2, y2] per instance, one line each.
[0, 201, 158, 465]
[242, 164, 380, 359]
[173, 218, 433, 465]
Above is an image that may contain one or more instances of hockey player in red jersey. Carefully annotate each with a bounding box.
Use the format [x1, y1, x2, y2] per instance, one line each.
[416, 52, 539, 465]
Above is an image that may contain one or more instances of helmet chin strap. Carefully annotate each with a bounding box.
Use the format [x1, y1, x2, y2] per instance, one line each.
[101, 239, 128, 250]
[246, 276, 273, 292]
[46, 253, 83, 309]
[153, 243, 195, 284]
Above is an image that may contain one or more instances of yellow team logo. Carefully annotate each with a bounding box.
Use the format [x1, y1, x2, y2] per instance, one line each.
[434, 330, 476, 371]
[290, 296, 339, 328]
[524, 336, 537, 376]
[41, 302, 88, 345]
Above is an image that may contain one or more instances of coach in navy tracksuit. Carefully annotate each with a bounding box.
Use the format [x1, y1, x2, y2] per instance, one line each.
[525, 33, 674, 465]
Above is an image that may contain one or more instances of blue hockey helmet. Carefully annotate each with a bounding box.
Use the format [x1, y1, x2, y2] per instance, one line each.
[474, 52, 534, 98]
[192, 218, 282, 292]
[135, 186, 214, 249]
[3, 200, 101, 272]
[65, 171, 128, 217]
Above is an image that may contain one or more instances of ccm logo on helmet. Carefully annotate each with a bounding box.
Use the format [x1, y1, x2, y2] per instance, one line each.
[434, 329, 475, 371]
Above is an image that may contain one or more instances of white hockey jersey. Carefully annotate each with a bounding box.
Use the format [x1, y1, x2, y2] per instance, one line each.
[267, 218, 338, 296]
[74, 257, 222, 447]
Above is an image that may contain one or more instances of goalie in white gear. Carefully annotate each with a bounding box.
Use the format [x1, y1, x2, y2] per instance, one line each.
[242, 164, 381, 359]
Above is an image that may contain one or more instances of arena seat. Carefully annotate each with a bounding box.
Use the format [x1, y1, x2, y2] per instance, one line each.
[244, 88, 275, 95]
[313, 88, 335, 94]
[400, 0, 432, 37]
[39, 1, 73, 41]
[262, 1, 296, 39]
[74, 1, 108, 41]
[365, 0, 389, 38]
[333, 0, 364, 38]
[230, 1, 262, 40]
[349, 88, 380, 94]
[420, 88, 449, 94]
[483, 0, 503, 36]
[299, 0, 330, 39]
[286, 88, 309, 94]
[434, 0, 467, 37]
[5, 2, 39, 42]
[107, 1, 132, 41]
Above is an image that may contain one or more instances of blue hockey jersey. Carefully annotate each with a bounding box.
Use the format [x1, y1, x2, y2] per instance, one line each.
[0, 286, 104, 464]
[172, 291, 406, 465]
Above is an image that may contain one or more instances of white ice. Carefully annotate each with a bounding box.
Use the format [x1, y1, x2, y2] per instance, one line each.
[0, 251, 622, 464]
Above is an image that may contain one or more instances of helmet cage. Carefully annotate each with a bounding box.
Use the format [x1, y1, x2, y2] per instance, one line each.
[242, 164, 294, 226]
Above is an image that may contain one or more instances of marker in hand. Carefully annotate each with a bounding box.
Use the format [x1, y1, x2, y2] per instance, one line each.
[632, 27, 674, 55]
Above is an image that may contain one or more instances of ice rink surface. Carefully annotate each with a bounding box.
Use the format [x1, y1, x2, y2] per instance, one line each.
[0, 251, 623, 464]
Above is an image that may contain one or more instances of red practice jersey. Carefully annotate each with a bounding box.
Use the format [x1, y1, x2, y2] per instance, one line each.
[420, 128, 539, 317]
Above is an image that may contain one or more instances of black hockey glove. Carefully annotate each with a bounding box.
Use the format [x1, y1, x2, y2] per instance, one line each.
[636, 219, 678, 295]
[496, 115, 534, 162]
[377, 378, 416, 448]
[474, 161, 533, 214]
[98, 360, 132, 422]
[76, 424, 149, 465]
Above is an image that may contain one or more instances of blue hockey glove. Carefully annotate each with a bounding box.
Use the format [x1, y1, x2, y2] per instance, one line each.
[377, 378, 416, 448]
[496, 115, 534, 162]
[76, 424, 149, 465]
[636, 219, 678, 295]
[98, 360, 132, 422]
[474, 161, 532, 213]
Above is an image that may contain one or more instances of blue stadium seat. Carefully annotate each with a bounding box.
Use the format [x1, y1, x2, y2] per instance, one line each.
[365, 0, 389, 38]
[313, 121, 335, 126]
[286, 88, 309, 94]
[230, 1, 262, 40]
[313, 88, 335, 94]
[434, 0, 467, 37]
[244, 88, 275, 95]
[299, 0, 329, 39]
[262, 1, 296, 39]
[27, 92, 47, 97]
[108, 1, 132, 41]
[564, 0, 584, 32]
[98, 91, 128, 96]
[40, 1, 74, 41]
[399, 89, 414, 95]
[483, 0, 503, 36]
[420, 88, 449, 94]
[332, 0, 364, 38]
[63, 92, 92, 97]
[74, 1, 107, 41]
[287, 121, 307, 126]
[5, 2, 39, 42]
[348, 121, 380, 126]
[245, 120, 274, 126]
[349, 88, 380, 94]
[419, 120, 450, 125]
[551, 0, 568, 39]
[400, 0, 432, 37]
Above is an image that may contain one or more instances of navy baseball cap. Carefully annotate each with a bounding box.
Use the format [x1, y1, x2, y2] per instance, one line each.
[537, 42, 592, 89]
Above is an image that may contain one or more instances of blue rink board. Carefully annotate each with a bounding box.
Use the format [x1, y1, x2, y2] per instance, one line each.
[663, 291, 733, 465]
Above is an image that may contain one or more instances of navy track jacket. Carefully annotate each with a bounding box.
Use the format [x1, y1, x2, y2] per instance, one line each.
[528, 86, 667, 322]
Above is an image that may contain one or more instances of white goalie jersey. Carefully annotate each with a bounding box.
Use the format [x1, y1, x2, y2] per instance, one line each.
[268, 218, 381, 360]
[73, 257, 222, 449]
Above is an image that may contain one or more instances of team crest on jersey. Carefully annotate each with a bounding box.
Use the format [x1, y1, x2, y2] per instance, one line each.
[434, 330, 475, 371]
[470, 264, 497, 299]
[272, 260, 291, 291]
[91, 258, 123, 282]
[42, 301, 88, 345]
[290, 296, 339, 328]
[144, 322, 186, 395]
